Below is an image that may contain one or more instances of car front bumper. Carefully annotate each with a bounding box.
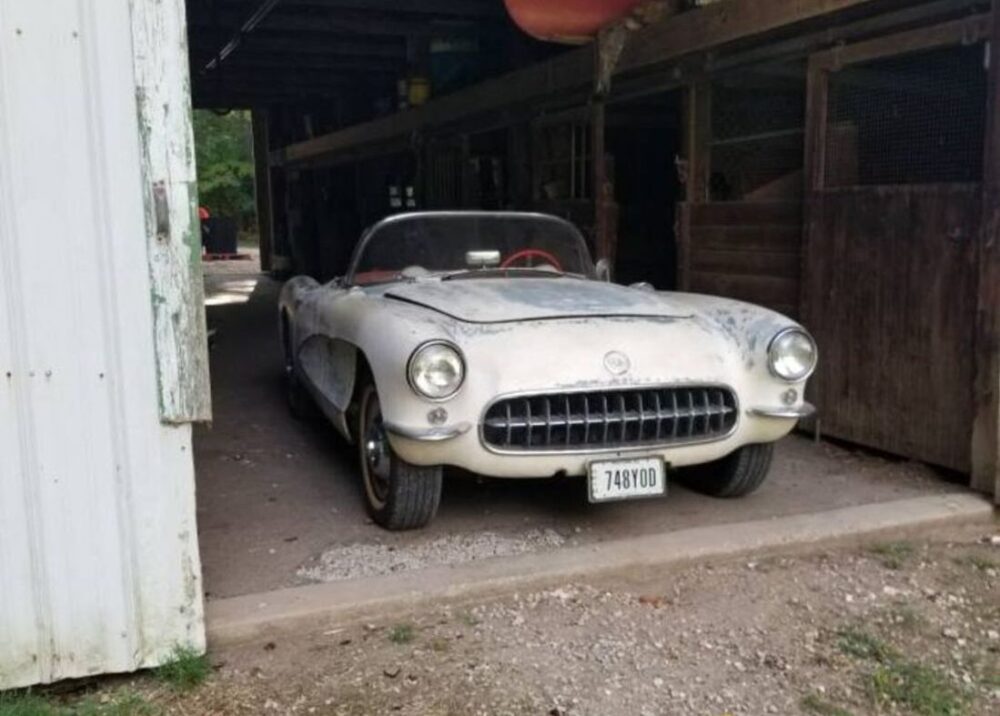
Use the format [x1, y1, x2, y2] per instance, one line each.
[385, 403, 814, 479]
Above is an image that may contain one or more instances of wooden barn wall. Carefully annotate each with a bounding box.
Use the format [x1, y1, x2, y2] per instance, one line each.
[678, 201, 802, 318]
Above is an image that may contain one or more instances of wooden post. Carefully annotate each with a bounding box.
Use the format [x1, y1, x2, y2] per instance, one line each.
[683, 76, 711, 204]
[800, 55, 829, 330]
[972, 7, 1000, 501]
[251, 110, 274, 272]
[592, 100, 614, 265]
[676, 76, 711, 291]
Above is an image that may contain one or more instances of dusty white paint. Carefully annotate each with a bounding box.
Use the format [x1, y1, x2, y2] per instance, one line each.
[280, 213, 814, 479]
[0, 0, 205, 689]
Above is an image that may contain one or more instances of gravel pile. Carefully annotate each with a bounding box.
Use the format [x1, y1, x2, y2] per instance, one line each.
[297, 528, 567, 582]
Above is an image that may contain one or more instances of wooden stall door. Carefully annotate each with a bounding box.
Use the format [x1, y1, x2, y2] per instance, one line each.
[805, 187, 979, 471]
[802, 21, 990, 472]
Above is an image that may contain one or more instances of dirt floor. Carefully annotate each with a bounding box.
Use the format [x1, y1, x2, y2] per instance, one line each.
[22, 523, 999, 715]
[195, 260, 967, 601]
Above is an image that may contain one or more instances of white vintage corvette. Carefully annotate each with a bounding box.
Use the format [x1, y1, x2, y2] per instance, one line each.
[279, 212, 817, 530]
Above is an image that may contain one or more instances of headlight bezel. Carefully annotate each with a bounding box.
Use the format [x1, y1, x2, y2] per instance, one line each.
[767, 327, 818, 383]
[406, 340, 466, 401]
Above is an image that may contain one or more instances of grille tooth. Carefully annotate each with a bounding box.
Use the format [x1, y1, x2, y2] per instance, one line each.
[483, 386, 738, 452]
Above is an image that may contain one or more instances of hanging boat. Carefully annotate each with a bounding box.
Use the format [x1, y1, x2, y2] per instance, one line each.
[504, 0, 645, 43]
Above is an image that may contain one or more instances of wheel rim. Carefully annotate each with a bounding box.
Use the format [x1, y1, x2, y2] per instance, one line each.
[362, 390, 391, 509]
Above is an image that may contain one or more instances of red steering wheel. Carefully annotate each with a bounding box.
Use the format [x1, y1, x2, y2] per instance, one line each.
[500, 248, 563, 271]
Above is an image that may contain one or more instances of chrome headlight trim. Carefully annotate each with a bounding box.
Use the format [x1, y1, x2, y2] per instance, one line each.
[406, 340, 466, 401]
[767, 327, 818, 383]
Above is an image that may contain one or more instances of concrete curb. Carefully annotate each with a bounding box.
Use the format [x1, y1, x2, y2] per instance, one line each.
[206, 493, 995, 647]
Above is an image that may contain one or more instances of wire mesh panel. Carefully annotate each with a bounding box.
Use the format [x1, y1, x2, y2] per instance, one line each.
[825, 44, 987, 187]
[710, 65, 806, 201]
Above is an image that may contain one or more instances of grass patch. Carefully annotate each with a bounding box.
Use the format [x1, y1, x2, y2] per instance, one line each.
[800, 693, 853, 716]
[153, 645, 209, 691]
[953, 554, 997, 571]
[836, 627, 897, 663]
[868, 541, 915, 570]
[0, 691, 56, 716]
[867, 660, 968, 716]
[883, 603, 924, 631]
[0, 690, 157, 716]
[387, 624, 416, 645]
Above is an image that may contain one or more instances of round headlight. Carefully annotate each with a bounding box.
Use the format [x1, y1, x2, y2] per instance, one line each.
[407, 341, 465, 400]
[768, 328, 817, 382]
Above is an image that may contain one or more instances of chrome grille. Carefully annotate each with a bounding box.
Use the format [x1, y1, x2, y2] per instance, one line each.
[482, 386, 738, 452]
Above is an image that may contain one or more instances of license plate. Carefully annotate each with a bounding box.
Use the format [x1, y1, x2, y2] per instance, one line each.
[589, 457, 667, 504]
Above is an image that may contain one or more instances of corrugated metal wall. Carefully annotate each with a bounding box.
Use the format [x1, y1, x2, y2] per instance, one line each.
[0, 0, 206, 689]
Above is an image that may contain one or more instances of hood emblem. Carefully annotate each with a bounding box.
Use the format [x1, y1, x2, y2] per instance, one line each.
[603, 351, 631, 376]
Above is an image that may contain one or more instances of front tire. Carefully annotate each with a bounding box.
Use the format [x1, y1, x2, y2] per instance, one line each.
[676, 443, 774, 498]
[357, 382, 442, 530]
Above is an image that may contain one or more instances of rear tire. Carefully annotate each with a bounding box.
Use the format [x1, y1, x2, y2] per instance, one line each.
[357, 381, 442, 530]
[676, 443, 774, 498]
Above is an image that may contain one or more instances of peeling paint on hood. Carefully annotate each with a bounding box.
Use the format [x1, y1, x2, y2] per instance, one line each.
[383, 278, 693, 324]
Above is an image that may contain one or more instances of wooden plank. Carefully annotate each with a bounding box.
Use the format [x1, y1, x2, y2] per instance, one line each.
[683, 77, 711, 203]
[972, 1, 1000, 499]
[690, 225, 803, 252]
[690, 201, 801, 226]
[618, 0, 882, 75]
[689, 271, 800, 307]
[691, 248, 800, 277]
[811, 13, 992, 70]
[130, 0, 211, 423]
[676, 202, 692, 290]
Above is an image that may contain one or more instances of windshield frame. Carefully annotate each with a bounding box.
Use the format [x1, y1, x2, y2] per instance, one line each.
[344, 211, 595, 287]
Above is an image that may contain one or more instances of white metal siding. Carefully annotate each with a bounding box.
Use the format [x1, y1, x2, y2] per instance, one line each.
[0, 0, 205, 689]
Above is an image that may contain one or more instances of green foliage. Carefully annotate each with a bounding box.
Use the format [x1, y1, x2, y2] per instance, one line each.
[153, 645, 210, 691]
[0, 690, 157, 716]
[0, 691, 54, 716]
[192, 110, 256, 228]
[836, 628, 897, 663]
[387, 624, 416, 645]
[867, 660, 968, 716]
[867, 541, 915, 570]
[800, 693, 853, 716]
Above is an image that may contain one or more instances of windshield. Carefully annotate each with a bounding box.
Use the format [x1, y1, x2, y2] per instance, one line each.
[348, 213, 594, 286]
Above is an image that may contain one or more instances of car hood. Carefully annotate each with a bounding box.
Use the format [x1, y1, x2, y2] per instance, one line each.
[382, 277, 692, 324]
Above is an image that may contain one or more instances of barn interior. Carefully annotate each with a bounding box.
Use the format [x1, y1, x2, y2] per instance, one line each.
[183, 0, 999, 602]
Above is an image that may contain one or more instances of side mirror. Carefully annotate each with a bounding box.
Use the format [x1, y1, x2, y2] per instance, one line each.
[595, 258, 612, 282]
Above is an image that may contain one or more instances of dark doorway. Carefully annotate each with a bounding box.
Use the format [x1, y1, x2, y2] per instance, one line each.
[606, 91, 683, 289]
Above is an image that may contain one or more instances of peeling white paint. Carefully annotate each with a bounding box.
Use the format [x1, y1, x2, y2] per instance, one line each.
[0, 0, 204, 690]
[129, 0, 211, 423]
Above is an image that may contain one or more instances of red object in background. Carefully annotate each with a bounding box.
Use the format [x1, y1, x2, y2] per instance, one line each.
[198, 206, 211, 221]
[504, 0, 643, 42]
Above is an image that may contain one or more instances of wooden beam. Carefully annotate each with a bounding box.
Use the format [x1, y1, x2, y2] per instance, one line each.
[275, 0, 887, 167]
[273, 46, 596, 166]
[972, 2, 1000, 500]
[618, 0, 885, 74]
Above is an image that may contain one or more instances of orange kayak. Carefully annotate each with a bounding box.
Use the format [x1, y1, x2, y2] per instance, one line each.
[504, 0, 644, 42]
